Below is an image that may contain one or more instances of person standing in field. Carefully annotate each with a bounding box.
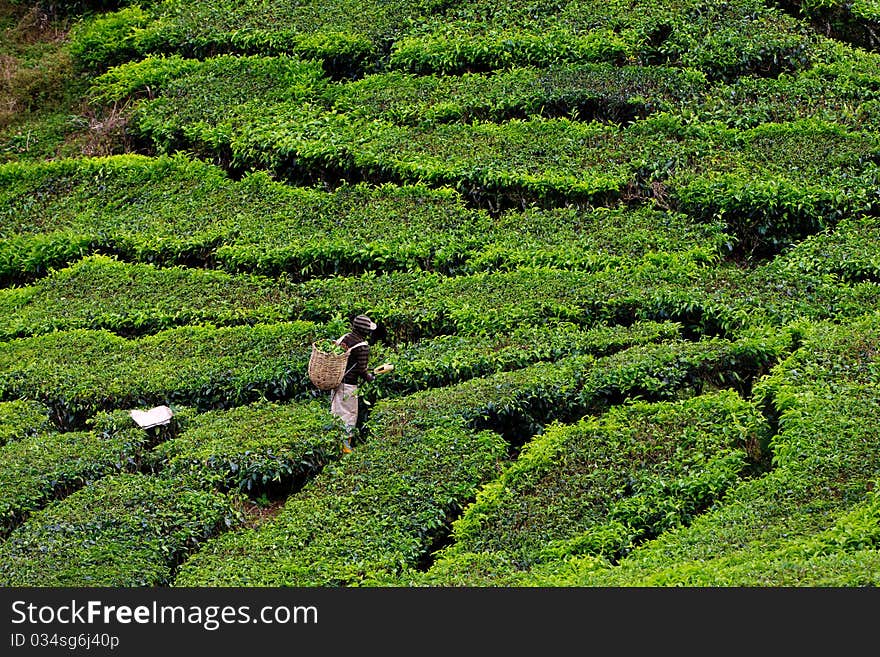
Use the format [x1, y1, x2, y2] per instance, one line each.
[331, 314, 377, 453]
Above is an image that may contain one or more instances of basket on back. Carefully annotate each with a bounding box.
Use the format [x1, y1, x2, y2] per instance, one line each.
[308, 342, 350, 391]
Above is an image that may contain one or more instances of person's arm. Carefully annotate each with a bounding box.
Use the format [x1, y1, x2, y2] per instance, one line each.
[352, 344, 374, 382]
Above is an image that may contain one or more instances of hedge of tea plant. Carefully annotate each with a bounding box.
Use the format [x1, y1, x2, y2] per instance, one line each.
[330, 319, 683, 406]
[210, 180, 484, 278]
[394, 259, 879, 338]
[103, 54, 328, 155]
[96, 43, 857, 134]
[645, 1, 817, 80]
[0, 256, 717, 339]
[406, 390, 770, 584]
[69, 0, 435, 73]
[123, 79, 880, 241]
[0, 411, 150, 538]
[771, 215, 880, 284]
[0, 154, 735, 282]
[0, 154, 240, 282]
[9, 114, 876, 279]
[327, 64, 708, 126]
[373, 321, 682, 397]
[214, 201, 727, 278]
[0, 317, 681, 434]
[781, 0, 880, 53]
[1, 260, 871, 429]
[696, 255, 880, 334]
[367, 330, 787, 449]
[381, 318, 880, 586]
[172, 419, 507, 586]
[387, 27, 636, 75]
[0, 472, 243, 586]
[523, 315, 880, 585]
[0, 257, 692, 338]
[0, 321, 325, 428]
[680, 49, 880, 130]
[331, 264, 719, 340]
[86, 59, 880, 256]
[0, 155, 475, 280]
[66, 0, 825, 80]
[92, 53, 703, 154]
[90, 53, 327, 111]
[69, 1, 628, 75]
[0, 255, 293, 339]
[453, 205, 729, 274]
[0, 255, 873, 438]
[666, 118, 880, 254]
[389, 0, 818, 80]
[146, 399, 345, 494]
[186, 108, 644, 208]
[418, 469, 880, 586]
[561, 393, 880, 584]
[171, 354, 619, 586]
[276, 263, 706, 339]
[0, 156, 483, 282]
[5, 220, 879, 346]
[707, 252, 880, 345]
[0, 399, 52, 446]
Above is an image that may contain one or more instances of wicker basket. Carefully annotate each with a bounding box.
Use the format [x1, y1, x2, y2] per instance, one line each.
[308, 342, 350, 391]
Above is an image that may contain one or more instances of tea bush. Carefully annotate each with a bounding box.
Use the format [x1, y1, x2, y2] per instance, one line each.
[147, 400, 344, 494]
[0, 321, 322, 427]
[173, 420, 507, 586]
[0, 399, 52, 446]
[0, 410, 148, 538]
[412, 390, 769, 583]
[0, 473, 242, 586]
[0, 255, 292, 339]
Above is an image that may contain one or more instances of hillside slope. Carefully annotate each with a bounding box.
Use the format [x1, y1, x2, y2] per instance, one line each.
[1, 0, 879, 587]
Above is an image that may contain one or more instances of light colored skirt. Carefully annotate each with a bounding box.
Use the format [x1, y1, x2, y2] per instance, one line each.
[330, 383, 359, 430]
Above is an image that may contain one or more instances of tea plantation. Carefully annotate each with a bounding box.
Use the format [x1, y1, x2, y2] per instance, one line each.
[1, 0, 879, 587]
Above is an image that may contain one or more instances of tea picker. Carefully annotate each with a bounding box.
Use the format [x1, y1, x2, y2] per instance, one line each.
[308, 314, 392, 454]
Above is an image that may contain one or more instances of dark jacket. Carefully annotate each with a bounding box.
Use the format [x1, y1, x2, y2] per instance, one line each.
[339, 330, 373, 385]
